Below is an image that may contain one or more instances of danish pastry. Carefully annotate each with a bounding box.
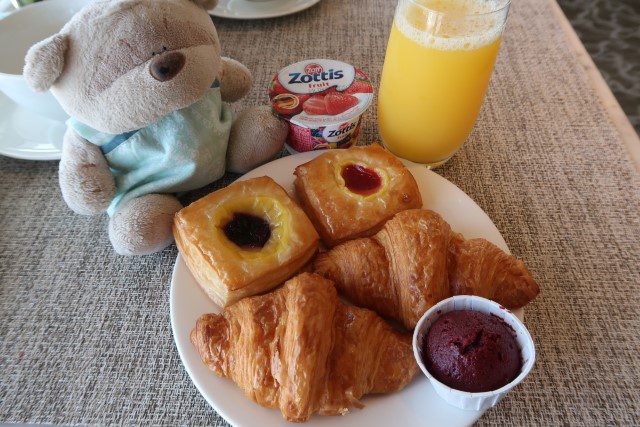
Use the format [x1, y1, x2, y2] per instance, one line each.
[174, 176, 319, 307]
[294, 144, 422, 246]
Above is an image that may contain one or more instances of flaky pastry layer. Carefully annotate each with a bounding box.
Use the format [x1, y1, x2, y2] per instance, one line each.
[174, 176, 319, 307]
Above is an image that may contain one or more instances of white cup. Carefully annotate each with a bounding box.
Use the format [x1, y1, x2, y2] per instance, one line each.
[413, 295, 536, 411]
[0, 0, 90, 122]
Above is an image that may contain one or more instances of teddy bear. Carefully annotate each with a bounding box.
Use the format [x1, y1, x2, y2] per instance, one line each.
[23, 0, 288, 256]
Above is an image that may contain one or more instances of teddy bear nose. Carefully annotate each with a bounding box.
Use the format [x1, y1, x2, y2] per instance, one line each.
[150, 51, 186, 82]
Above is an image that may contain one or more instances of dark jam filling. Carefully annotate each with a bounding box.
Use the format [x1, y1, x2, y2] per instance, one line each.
[341, 164, 382, 196]
[422, 310, 522, 393]
[222, 213, 271, 250]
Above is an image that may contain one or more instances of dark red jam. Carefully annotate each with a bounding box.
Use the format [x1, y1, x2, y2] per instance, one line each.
[223, 213, 271, 250]
[423, 310, 522, 393]
[341, 164, 381, 196]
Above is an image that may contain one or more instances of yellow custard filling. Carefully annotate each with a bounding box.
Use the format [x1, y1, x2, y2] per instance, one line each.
[210, 196, 292, 262]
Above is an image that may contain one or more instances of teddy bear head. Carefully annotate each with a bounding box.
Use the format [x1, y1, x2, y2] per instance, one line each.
[24, 0, 221, 134]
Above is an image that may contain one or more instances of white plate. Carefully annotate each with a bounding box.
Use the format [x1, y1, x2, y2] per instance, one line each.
[170, 150, 524, 426]
[210, 0, 321, 20]
[0, 92, 65, 161]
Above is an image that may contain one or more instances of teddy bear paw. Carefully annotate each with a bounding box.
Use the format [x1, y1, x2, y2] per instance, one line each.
[227, 106, 288, 174]
[108, 194, 183, 256]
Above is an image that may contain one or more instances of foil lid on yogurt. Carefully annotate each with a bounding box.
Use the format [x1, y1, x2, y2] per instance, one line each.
[269, 59, 373, 128]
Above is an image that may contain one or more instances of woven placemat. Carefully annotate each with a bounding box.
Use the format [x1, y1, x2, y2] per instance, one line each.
[1, 0, 639, 425]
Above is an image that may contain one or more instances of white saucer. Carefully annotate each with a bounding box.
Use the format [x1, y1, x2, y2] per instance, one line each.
[210, 0, 321, 20]
[0, 92, 65, 161]
[170, 151, 524, 427]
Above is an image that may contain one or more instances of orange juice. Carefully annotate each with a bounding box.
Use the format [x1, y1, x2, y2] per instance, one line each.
[378, 0, 508, 166]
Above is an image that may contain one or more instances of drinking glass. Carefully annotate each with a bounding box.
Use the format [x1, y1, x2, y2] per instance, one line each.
[378, 0, 510, 167]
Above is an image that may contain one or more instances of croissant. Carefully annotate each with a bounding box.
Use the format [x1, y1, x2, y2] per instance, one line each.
[191, 272, 418, 423]
[314, 209, 540, 329]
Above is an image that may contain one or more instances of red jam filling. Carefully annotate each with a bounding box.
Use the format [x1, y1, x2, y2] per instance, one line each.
[341, 164, 382, 196]
[223, 213, 271, 249]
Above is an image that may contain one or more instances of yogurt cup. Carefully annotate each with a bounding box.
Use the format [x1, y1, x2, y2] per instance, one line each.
[413, 295, 536, 411]
[268, 59, 373, 153]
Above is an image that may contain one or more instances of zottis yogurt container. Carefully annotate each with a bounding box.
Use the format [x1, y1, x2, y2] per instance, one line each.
[268, 59, 373, 153]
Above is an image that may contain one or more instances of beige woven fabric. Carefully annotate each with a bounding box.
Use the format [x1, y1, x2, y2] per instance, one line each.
[1, 0, 639, 425]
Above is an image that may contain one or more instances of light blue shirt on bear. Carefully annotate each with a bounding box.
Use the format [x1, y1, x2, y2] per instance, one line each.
[67, 84, 232, 216]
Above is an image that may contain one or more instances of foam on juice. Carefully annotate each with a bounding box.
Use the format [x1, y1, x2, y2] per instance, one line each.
[395, 0, 508, 51]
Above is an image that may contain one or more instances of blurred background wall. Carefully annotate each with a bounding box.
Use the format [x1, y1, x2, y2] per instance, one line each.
[558, 0, 639, 133]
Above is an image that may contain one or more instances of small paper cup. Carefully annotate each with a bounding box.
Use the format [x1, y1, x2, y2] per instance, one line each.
[412, 295, 535, 411]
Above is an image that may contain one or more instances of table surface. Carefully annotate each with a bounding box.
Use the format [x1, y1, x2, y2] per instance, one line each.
[1, 0, 639, 425]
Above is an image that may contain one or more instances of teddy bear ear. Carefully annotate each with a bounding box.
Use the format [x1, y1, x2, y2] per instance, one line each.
[190, 0, 218, 10]
[23, 33, 69, 92]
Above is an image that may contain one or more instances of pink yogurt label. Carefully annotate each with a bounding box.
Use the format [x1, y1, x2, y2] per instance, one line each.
[268, 59, 373, 152]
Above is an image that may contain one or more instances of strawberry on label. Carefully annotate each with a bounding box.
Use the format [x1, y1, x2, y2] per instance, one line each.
[268, 59, 373, 153]
[318, 86, 339, 96]
[303, 95, 329, 116]
[268, 77, 287, 96]
[325, 93, 359, 116]
[343, 80, 373, 95]
[355, 69, 368, 81]
[297, 93, 311, 105]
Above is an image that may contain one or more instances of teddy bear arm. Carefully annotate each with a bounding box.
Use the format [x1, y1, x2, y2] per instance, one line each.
[227, 106, 288, 173]
[219, 57, 252, 103]
[59, 128, 116, 215]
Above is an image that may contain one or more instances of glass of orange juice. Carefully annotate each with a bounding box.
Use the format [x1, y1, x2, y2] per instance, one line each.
[378, 0, 510, 167]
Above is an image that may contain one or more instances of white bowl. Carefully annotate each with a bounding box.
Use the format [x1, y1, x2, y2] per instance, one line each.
[413, 295, 536, 411]
[0, 0, 90, 122]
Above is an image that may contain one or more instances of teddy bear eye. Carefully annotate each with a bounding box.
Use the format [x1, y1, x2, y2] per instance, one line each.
[162, 46, 167, 52]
